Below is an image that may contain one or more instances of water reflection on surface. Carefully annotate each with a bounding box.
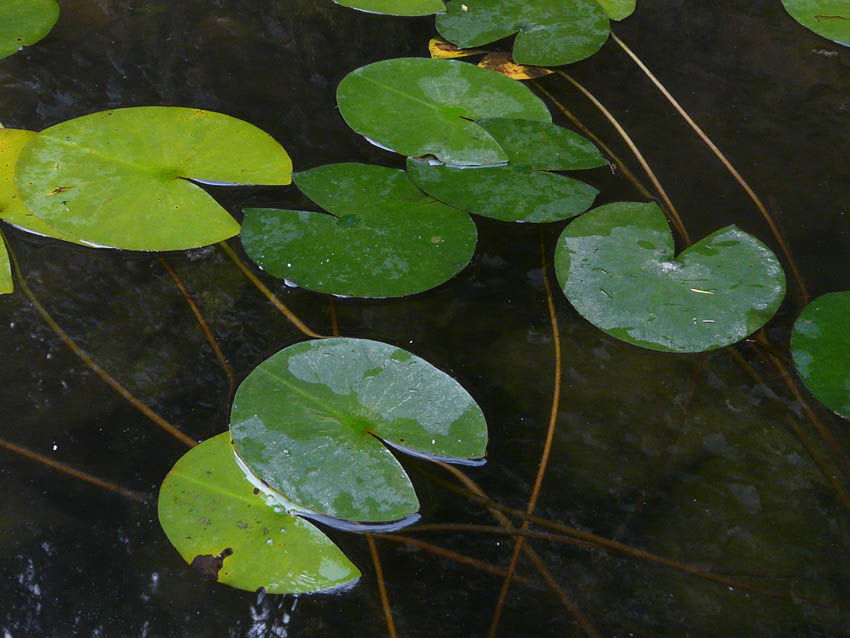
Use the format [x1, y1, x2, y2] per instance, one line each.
[1, 0, 849, 636]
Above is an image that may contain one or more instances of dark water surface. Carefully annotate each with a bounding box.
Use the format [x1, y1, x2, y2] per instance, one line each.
[1, 1, 849, 636]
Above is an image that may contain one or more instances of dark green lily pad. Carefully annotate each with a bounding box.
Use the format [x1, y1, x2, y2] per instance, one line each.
[230, 337, 488, 523]
[791, 292, 850, 420]
[336, 58, 551, 166]
[436, 0, 610, 67]
[241, 163, 477, 298]
[596, 0, 635, 21]
[781, 0, 850, 45]
[554, 202, 786, 353]
[333, 0, 444, 15]
[0, 128, 83, 244]
[158, 433, 361, 594]
[15, 107, 292, 251]
[406, 118, 603, 223]
[0, 0, 59, 60]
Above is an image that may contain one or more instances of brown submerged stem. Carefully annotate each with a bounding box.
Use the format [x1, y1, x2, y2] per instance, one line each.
[752, 335, 850, 478]
[367, 534, 397, 638]
[436, 462, 597, 636]
[489, 229, 599, 638]
[0, 437, 148, 502]
[610, 31, 808, 305]
[5, 239, 197, 449]
[217, 241, 326, 339]
[530, 79, 657, 203]
[158, 255, 236, 400]
[555, 70, 691, 246]
[375, 534, 540, 588]
[427, 473, 821, 605]
[724, 346, 850, 514]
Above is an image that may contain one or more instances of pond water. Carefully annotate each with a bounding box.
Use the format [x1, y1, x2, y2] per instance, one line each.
[1, 0, 849, 636]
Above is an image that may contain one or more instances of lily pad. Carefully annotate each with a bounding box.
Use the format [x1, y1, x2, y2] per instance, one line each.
[554, 202, 786, 353]
[241, 163, 477, 298]
[0, 0, 59, 60]
[0, 228, 11, 294]
[791, 292, 850, 420]
[333, 0, 444, 15]
[15, 107, 292, 251]
[0, 128, 82, 243]
[436, 0, 610, 67]
[230, 337, 488, 523]
[158, 433, 361, 594]
[595, 0, 635, 21]
[781, 0, 850, 46]
[336, 58, 551, 166]
[407, 118, 603, 223]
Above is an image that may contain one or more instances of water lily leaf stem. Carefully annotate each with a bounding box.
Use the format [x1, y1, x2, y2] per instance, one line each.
[555, 70, 691, 245]
[0, 437, 148, 502]
[530, 78, 658, 205]
[724, 346, 850, 514]
[427, 473, 828, 605]
[609, 31, 808, 306]
[4, 233, 197, 448]
[489, 227, 581, 638]
[374, 534, 541, 587]
[158, 255, 236, 400]
[367, 534, 397, 638]
[217, 240, 327, 339]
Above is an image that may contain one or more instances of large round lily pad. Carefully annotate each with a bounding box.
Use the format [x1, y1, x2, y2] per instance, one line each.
[781, 0, 850, 46]
[333, 0, 444, 15]
[406, 118, 603, 223]
[554, 202, 786, 353]
[15, 107, 292, 251]
[791, 292, 850, 420]
[0, 0, 59, 60]
[436, 0, 610, 67]
[158, 433, 360, 594]
[596, 0, 635, 21]
[336, 58, 551, 166]
[230, 338, 488, 523]
[241, 163, 477, 298]
[0, 128, 82, 243]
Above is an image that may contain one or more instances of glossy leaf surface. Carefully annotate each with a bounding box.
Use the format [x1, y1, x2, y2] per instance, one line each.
[158, 433, 360, 594]
[406, 119, 603, 223]
[0, 128, 82, 243]
[333, 0, 444, 15]
[555, 202, 786, 352]
[336, 58, 551, 166]
[595, 0, 636, 20]
[781, 0, 850, 45]
[0, 0, 59, 60]
[436, 0, 610, 66]
[242, 163, 477, 298]
[791, 292, 850, 420]
[15, 107, 292, 251]
[230, 338, 488, 523]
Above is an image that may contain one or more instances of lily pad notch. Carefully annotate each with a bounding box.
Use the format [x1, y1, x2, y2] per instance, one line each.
[229, 337, 488, 524]
[14, 107, 292, 251]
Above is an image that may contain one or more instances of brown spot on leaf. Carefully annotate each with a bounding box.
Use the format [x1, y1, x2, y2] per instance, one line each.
[49, 185, 73, 196]
[190, 547, 233, 581]
[477, 53, 553, 80]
